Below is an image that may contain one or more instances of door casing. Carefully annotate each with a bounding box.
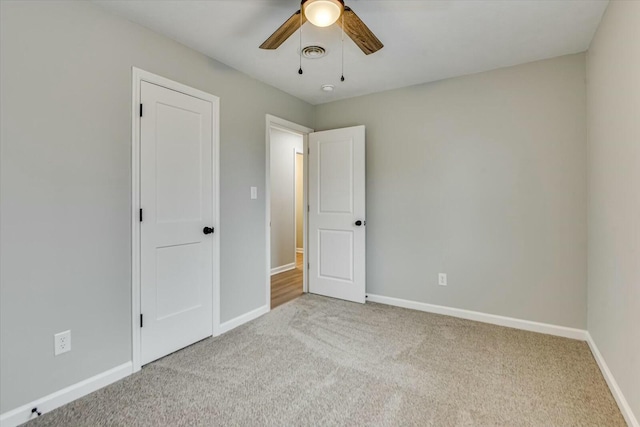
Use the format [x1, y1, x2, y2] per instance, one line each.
[265, 115, 313, 309]
[131, 68, 220, 372]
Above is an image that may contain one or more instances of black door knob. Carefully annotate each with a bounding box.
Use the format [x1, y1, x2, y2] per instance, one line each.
[355, 220, 363, 226]
[203, 226, 214, 235]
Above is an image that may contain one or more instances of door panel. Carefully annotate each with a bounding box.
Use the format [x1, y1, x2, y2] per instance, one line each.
[319, 229, 354, 281]
[140, 81, 213, 365]
[155, 103, 203, 223]
[155, 243, 202, 320]
[319, 139, 353, 213]
[309, 126, 365, 303]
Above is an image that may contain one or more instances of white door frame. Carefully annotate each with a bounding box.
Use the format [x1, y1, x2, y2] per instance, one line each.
[294, 149, 304, 257]
[265, 115, 313, 309]
[131, 67, 220, 372]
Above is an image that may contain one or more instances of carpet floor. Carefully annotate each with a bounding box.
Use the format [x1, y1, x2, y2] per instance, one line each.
[25, 295, 624, 426]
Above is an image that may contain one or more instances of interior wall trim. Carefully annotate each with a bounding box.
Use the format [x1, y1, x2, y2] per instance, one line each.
[270, 262, 296, 276]
[367, 293, 640, 425]
[587, 333, 639, 427]
[0, 301, 273, 427]
[0, 362, 133, 427]
[265, 114, 314, 308]
[5, 300, 636, 427]
[218, 304, 269, 335]
[365, 293, 588, 340]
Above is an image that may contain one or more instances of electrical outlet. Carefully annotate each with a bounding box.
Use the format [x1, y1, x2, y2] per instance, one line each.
[438, 273, 447, 286]
[54, 330, 71, 356]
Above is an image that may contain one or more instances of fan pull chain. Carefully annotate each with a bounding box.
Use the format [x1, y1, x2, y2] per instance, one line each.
[340, 12, 345, 82]
[298, 10, 303, 75]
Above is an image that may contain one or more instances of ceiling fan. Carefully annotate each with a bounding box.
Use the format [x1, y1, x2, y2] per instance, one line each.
[259, 0, 383, 55]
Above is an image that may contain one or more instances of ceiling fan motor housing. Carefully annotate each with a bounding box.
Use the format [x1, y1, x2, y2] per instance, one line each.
[259, 0, 383, 55]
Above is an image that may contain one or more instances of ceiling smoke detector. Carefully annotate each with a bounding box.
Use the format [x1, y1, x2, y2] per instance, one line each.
[321, 84, 335, 92]
[301, 45, 327, 59]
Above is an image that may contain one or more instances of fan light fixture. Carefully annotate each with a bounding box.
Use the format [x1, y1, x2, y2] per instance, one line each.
[303, 0, 343, 27]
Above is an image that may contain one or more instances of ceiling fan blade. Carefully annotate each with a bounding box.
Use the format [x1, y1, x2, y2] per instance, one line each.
[337, 7, 384, 55]
[260, 10, 307, 50]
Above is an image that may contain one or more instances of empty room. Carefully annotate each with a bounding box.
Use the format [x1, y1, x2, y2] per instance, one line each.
[0, 0, 638, 426]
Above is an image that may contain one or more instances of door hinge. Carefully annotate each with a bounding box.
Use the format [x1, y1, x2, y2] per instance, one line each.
[139, 103, 143, 117]
[140, 314, 143, 328]
[307, 204, 310, 212]
[308, 147, 310, 154]
[139, 208, 143, 222]
[307, 262, 310, 270]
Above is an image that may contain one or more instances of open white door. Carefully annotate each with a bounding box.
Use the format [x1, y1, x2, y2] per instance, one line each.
[308, 125, 365, 303]
[140, 81, 214, 365]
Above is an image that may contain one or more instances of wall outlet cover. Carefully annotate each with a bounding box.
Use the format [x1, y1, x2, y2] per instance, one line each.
[54, 330, 71, 356]
[438, 273, 447, 286]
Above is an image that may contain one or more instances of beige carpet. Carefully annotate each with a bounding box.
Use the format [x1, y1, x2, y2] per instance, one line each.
[25, 295, 624, 426]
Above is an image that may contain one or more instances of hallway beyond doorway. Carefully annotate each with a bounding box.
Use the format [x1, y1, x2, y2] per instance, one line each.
[271, 253, 303, 309]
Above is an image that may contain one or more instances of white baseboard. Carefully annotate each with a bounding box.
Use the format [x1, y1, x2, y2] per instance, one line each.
[587, 333, 639, 427]
[367, 294, 637, 424]
[0, 362, 132, 427]
[1, 302, 271, 426]
[296, 248, 303, 254]
[366, 294, 588, 341]
[2, 303, 634, 427]
[218, 304, 269, 335]
[270, 263, 295, 276]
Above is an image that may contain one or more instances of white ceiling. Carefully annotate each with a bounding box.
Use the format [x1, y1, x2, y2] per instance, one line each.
[94, 0, 608, 105]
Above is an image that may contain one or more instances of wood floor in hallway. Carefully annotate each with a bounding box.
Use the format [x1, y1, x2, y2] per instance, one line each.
[271, 253, 303, 309]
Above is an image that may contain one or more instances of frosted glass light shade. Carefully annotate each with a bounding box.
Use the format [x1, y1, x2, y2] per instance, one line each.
[304, 0, 343, 27]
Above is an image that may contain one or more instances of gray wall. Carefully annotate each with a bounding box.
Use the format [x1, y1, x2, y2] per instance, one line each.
[269, 128, 302, 270]
[315, 54, 588, 329]
[587, 0, 640, 421]
[0, 0, 313, 413]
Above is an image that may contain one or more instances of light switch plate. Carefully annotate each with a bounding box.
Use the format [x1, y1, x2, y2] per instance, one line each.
[250, 187, 257, 200]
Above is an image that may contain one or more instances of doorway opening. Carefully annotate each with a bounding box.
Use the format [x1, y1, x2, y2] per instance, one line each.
[265, 115, 313, 310]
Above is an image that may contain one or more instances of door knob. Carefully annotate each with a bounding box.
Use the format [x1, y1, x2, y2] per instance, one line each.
[203, 226, 214, 235]
[355, 220, 363, 226]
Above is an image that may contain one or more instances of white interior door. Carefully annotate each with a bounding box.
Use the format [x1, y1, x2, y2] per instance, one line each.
[308, 125, 366, 303]
[140, 81, 214, 365]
